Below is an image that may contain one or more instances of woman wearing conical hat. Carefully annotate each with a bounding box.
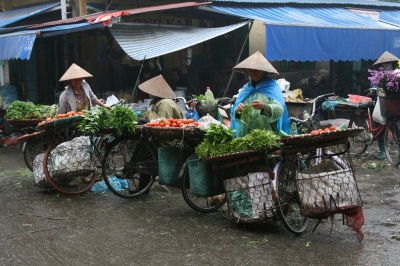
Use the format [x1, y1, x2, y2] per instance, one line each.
[230, 51, 290, 137]
[57, 63, 111, 114]
[138, 75, 183, 121]
[369, 51, 400, 160]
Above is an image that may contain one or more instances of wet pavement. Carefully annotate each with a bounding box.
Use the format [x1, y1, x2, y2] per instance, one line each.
[0, 143, 400, 266]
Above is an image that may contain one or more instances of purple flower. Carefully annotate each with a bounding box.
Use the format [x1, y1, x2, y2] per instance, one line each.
[368, 67, 400, 96]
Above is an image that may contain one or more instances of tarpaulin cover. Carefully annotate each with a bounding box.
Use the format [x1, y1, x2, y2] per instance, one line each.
[208, 5, 400, 61]
[0, 31, 36, 60]
[109, 21, 250, 60]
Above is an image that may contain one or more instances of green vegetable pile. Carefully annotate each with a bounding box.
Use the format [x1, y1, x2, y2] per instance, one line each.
[77, 105, 138, 135]
[195, 127, 280, 160]
[192, 94, 206, 105]
[4, 101, 57, 120]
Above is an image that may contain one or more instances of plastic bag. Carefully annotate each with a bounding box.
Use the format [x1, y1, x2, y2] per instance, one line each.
[2, 85, 18, 109]
[106, 94, 120, 106]
[276, 78, 290, 92]
[372, 97, 387, 125]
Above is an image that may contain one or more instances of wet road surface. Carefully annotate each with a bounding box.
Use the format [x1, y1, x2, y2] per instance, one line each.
[0, 144, 399, 265]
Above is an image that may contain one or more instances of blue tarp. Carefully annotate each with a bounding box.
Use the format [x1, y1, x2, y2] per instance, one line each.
[0, 22, 95, 60]
[0, 31, 36, 60]
[208, 5, 400, 61]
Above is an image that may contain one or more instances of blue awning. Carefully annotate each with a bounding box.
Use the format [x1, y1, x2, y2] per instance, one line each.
[0, 3, 59, 28]
[108, 21, 250, 60]
[207, 5, 400, 61]
[0, 22, 99, 60]
[0, 31, 37, 60]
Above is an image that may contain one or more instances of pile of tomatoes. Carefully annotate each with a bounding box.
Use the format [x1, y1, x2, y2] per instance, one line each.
[145, 118, 201, 128]
[310, 126, 336, 135]
[37, 111, 83, 127]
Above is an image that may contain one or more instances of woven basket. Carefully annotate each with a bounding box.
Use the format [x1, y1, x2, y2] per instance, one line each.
[379, 96, 400, 118]
[187, 154, 224, 197]
[143, 126, 204, 139]
[6, 119, 43, 127]
[158, 147, 192, 187]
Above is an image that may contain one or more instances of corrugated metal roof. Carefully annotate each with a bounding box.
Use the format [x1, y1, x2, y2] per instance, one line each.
[380, 10, 400, 27]
[108, 21, 249, 60]
[206, 5, 398, 29]
[27, 1, 211, 29]
[0, 3, 59, 28]
[209, 0, 400, 7]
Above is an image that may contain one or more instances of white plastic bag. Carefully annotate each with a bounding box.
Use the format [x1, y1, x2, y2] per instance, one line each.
[106, 94, 120, 106]
[276, 78, 290, 92]
[372, 97, 387, 125]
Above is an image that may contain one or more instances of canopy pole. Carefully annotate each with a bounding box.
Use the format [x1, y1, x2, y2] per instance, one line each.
[129, 55, 146, 104]
[222, 21, 253, 98]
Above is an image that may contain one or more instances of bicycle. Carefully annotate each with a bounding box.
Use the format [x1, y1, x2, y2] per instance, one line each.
[347, 89, 400, 165]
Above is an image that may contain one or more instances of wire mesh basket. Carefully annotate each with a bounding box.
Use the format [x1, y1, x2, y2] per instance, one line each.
[296, 143, 363, 219]
[48, 136, 96, 179]
[224, 172, 275, 222]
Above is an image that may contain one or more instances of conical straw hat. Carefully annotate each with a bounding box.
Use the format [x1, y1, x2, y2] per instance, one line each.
[59, 63, 93, 81]
[373, 51, 400, 66]
[138, 75, 176, 99]
[233, 51, 279, 75]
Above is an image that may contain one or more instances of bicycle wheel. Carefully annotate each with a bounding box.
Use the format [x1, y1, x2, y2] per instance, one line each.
[348, 115, 370, 154]
[180, 161, 227, 213]
[384, 120, 400, 165]
[24, 138, 48, 171]
[275, 159, 309, 234]
[42, 143, 97, 195]
[102, 137, 157, 199]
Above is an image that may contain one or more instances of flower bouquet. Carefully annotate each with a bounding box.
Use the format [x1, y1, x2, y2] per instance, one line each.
[369, 67, 400, 117]
[368, 67, 400, 97]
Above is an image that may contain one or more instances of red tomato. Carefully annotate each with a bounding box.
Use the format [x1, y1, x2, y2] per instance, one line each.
[172, 122, 177, 127]
[329, 126, 336, 131]
[159, 122, 165, 127]
[187, 119, 194, 124]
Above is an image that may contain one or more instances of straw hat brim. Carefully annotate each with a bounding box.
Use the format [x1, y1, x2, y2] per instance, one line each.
[138, 75, 176, 99]
[59, 63, 93, 81]
[233, 51, 279, 75]
[373, 51, 400, 66]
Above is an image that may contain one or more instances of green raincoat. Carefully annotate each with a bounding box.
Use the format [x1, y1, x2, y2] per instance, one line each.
[144, 99, 183, 120]
[235, 92, 283, 137]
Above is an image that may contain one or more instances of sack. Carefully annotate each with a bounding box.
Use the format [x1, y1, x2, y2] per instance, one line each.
[372, 97, 387, 125]
[185, 101, 200, 121]
[33, 153, 51, 188]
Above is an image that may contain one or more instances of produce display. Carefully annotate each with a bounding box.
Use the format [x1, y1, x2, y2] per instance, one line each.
[77, 105, 138, 135]
[145, 118, 200, 128]
[195, 125, 280, 159]
[4, 101, 57, 120]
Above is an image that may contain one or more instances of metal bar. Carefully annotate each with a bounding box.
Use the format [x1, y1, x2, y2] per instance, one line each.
[129, 56, 146, 103]
[222, 21, 253, 98]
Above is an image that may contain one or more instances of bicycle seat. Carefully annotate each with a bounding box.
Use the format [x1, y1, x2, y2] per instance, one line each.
[358, 101, 374, 109]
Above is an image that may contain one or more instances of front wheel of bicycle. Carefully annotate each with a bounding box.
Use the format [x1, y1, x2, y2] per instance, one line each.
[24, 139, 43, 171]
[348, 115, 369, 154]
[384, 120, 400, 165]
[102, 137, 157, 199]
[42, 143, 97, 195]
[275, 159, 309, 234]
[180, 161, 227, 213]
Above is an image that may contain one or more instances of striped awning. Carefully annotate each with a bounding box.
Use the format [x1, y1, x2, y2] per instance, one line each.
[108, 21, 250, 60]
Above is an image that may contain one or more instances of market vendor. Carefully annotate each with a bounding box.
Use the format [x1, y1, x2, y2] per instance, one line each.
[230, 51, 290, 137]
[138, 75, 183, 120]
[370, 51, 400, 160]
[57, 63, 111, 114]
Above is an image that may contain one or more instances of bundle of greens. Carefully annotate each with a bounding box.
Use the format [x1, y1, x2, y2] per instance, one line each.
[195, 128, 279, 160]
[4, 101, 57, 120]
[204, 124, 234, 145]
[77, 105, 138, 135]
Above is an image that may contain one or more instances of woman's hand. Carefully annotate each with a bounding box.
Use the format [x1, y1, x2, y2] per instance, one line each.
[235, 103, 247, 113]
[251, 100, 265, 110]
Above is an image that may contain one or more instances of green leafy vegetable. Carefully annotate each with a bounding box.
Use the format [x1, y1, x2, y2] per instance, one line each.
[77, 106, 138, 135]
[204, 124, 234, 145]
[240, 105, 254, 124]
[195, 128, 279, 159]
[4, 101, 57, 120]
